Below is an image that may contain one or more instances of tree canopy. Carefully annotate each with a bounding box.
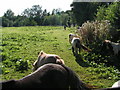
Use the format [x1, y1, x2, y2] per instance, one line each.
[2, 5, 72, 27]
[96, 2, 120, 29]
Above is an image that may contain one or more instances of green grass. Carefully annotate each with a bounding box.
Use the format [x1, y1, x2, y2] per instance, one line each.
[0, 26, 119, 88]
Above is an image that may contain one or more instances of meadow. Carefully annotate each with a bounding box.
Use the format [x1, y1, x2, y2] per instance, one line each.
[0, 26, 120, 88]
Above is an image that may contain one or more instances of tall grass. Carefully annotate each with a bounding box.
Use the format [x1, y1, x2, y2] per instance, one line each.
[76, 20, 111, 45]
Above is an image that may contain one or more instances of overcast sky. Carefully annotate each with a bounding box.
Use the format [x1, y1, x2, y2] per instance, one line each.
[0, 0, 73, 16]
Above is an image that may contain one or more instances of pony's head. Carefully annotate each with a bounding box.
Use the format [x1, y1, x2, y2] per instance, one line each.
[101, 40, 113, 55]
[33, 51, 64, 71]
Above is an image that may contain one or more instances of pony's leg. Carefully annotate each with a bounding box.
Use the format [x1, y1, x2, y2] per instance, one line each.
[75, 48, 78, 56]
[72, 47, 75, 56]
[78, 47, 81, 54]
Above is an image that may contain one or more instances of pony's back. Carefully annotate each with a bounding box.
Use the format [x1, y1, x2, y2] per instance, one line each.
[1, 64, 91, 90]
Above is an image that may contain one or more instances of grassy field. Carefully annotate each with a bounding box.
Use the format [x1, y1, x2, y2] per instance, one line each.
[0, 26, 119, 88]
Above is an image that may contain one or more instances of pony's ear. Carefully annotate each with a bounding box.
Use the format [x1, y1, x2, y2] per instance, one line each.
[38, 51, 45, 55]
[40, 51, 44, 55]
[55, 56, 65, 65]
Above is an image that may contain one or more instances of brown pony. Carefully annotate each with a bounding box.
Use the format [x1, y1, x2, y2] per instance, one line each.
[0, 64, 90, 90]
[1, 64, 120, 89]
[32, 51, 64, 71]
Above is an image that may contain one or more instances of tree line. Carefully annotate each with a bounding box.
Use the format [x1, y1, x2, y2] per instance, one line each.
[1, 2, 120, 30]
[2, 5, 73, 27]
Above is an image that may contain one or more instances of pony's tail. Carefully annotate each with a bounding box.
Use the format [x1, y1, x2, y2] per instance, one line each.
[81, 44, 92, 52]
[61, 64, 91, 90]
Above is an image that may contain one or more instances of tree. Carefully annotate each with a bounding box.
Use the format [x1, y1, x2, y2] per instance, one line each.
[2, 16, 10, 27]
[105, 2, 120, 29]
[42, 16, 50, 26]
[4, 9, 14, 20]
[2, 9, 15, 27]
[71, 2, 111, 26]
[96, 2, 120, 29]
[52, 8, 61, 15]
[96, 6, 106, 20]
[22, 5, 43, 25]
[48, 15, 60, 25]
[71, 2, 98, 26]
[60, 13, 69, 25]
[42, 9, 48, 16]
[96, 2, 120, 42]
[22, 8, 32, 18]
[30, 5, 43, 17]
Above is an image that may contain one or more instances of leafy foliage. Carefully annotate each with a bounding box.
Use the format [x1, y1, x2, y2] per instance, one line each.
[96, 2, 120, 29]
[71, 2, 98, 26]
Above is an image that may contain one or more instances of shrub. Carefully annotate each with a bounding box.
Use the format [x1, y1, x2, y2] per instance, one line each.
[76, 20, 111, 45]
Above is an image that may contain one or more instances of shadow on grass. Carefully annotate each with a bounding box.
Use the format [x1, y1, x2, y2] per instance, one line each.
[75, 54, 90, 67]
[105, 55, 120, 71]
[75, 53, 120, 71]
